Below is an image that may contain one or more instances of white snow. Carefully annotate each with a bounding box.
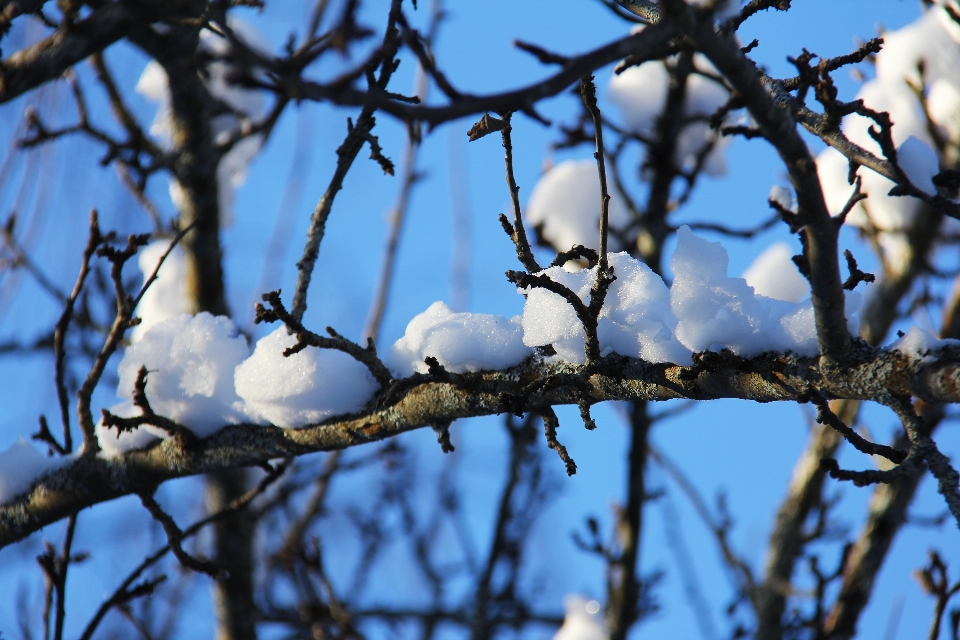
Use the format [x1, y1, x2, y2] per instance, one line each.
[928, 78, 960, 147]
[768, 185, 795, 213]
[888, 326, 960, 355]
[742, 242, 809, 303]
[897, 135, 940, 196]
[608, 53, 731, 176]
[118, 313, 251, 437]
[670, 226, 860, 357]
[518, 228, 862, 363]
[520, 252, 691, 365]
[235, 326, 379, 428]
[385, 301, 532, 376]
[96, 401, 161, 458]
[815, 7, 960, 267]
[553, 595, 607, 640]
[136, 19, 267, 225]
[525, 159, 631, 252]
[132, 240, 188, 342]
[0, 438, 69, 504]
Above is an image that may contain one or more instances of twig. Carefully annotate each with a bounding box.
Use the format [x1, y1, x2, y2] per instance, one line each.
[79, 462, 287, 640]
[257, 290, 392, 387]
[493, 112, 540, 273]
[580, 75, 611, 270]
[290, 0, 405, 322]
[811, 395, 903, 463]
[883, 395, 960, 529]
[541, 408, 576, 476]
[55, 211, 106, 454]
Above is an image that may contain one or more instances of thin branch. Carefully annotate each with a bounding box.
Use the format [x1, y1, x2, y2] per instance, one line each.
[290, 0, 405, 322]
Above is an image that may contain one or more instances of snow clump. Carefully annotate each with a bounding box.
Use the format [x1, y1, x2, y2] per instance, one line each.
[526, 159, 631, 252]
[0, 438, 70, 504]
[888, 326, 960, 356]
[671, 226, 860, 356]
[235, 326, 379, 428]
[520, 251, 691, 365]
[385, 301, 532, 376]
[117, 313, 251, 437]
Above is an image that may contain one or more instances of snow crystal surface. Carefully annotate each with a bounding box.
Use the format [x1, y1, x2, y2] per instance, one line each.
[0, 438, 69, 504]
[96, 402, 161, 458]
[742, 242, 809, 303]
[526, 159, 631, 252]
[608, 52, 730, 176]
[118, 313, 250, 437]
[888, 326, 960, 355]
[520, 252, 691, 365]
[132, 240, 188, 342]
[235, 327, 378, 428]
[553, 596, 606, 640]
[385, 301, 532, 376]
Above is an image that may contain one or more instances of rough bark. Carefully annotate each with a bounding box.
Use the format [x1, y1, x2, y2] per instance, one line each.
[4, 346, 960, 549]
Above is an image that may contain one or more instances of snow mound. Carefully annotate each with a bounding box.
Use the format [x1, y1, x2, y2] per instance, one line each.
[385, 301, 532, 376]
[132, 240, 188, 342]
[118, 313, 250, 437]
[520, 252, 690, 365]
[0, 438, 69, 504]
[670, 226, 860, 357]
[742, 241, 809, 303]
[235, 327, 378, 428]
[526, 159, 631, 252]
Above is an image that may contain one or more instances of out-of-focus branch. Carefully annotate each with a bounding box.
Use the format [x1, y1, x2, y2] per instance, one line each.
[0, 1, 198, 104]
[285, 21, 683, 126]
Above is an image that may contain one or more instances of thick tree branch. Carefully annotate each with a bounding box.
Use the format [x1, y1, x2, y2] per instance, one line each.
[4, 345, 960, 548]
[288, 21, 683, 126]
[0, 1, 190, 104]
